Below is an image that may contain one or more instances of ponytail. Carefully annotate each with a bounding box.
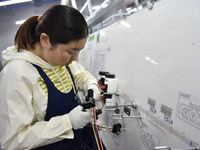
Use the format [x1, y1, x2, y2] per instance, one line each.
[14, 16, 40, 52]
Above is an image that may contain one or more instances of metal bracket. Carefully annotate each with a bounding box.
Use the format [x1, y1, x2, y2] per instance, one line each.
[155, 146, 200, 150]
[112, 114, 142, 119]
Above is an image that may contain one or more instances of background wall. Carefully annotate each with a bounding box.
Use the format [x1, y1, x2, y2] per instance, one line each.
[0, 0, 60, 62]
[78, 0, 200, 149]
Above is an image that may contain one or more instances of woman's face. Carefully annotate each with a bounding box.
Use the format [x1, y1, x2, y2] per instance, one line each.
[43, 38, 87, 66]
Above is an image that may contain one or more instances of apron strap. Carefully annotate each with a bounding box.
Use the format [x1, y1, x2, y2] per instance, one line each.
[66, 65, 77, 93]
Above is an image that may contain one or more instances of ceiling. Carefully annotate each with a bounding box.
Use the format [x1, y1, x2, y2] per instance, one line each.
[0, 0, 159, 33]
[0, 0, 159, 60]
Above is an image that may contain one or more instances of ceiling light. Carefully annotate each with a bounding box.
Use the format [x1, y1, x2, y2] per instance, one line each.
[127, 8, 137, 14]
[138, 5, 143, 10]
[120, 21, 131, 28]
[0, 0, 32, 7]
[102, 3, 108, 8]
[126, 7, 132, 11]
[15, 19, 26, 25]
[92, 2, 108, 10]
[61, 0, 69, 5]
[92, 6, 101, 10]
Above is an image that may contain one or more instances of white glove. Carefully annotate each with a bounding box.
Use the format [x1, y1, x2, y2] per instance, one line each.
[88, 84, 101, 100]
[69, 105, 90, 130]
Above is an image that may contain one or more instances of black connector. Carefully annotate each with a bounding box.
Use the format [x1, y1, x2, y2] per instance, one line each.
[82, 89, 95, 109]
[114, 108, 120, 114]
[124, 106, 131, 116]
[112, 123, 122, 135]
[95, 109, 102, 120]
[103, 93, 112, 103]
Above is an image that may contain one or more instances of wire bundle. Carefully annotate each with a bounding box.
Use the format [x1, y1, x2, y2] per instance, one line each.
[90, 108, 104, 150]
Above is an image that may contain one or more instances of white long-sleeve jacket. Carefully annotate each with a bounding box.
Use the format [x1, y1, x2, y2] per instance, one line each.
[0, 46, 99, 150]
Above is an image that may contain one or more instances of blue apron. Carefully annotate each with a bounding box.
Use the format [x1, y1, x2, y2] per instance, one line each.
[31, 64, 104, 150]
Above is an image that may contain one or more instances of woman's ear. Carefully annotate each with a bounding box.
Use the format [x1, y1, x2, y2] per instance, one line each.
[40, 33, 51, 49]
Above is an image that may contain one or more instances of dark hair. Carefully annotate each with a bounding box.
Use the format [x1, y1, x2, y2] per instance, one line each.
[14, 5, 88, 51]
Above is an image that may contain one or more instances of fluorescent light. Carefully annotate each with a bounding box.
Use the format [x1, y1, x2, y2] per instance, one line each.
[127, 8, 137, 14]
[92, 6, 101, 10]
[61, 0, 69, 5]
[102, 3, 108, 8]
[126, 7, 132, 11]
[138, 5, 143, 10]
[92, 3, 108, 10]
[0, 0, 32, 7]
[120, 21, 131, 28]
[15, 19, 26, 25]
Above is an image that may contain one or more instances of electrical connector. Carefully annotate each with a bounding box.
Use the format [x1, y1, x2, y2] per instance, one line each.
[124, 106, 131, 116]
[112, 123, 122, 135]
[114, 108, 120, 114]
[82, 89, 95, 109]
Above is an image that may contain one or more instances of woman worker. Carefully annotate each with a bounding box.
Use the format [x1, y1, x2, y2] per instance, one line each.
[0, 5, 105, 150]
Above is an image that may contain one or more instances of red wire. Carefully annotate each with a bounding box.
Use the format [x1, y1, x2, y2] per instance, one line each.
[94, 108, 104, 150]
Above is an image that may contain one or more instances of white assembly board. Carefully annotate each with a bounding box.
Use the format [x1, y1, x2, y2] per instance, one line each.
[78, 0, 200, 149]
